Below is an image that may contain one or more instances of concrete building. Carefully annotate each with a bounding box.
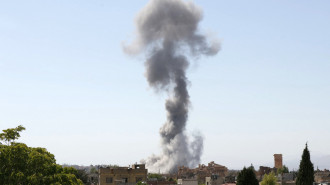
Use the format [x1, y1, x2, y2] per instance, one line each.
[147, 181, 176, 185]
[279, 173, 296, 185]
[177, 179, 198, 185]
[99, 164, 147, 185]
[315, 170, 330, 184]
[205, 176, 225, 185]
[274, 154, 283, 169]
[178, 161, 228, 184]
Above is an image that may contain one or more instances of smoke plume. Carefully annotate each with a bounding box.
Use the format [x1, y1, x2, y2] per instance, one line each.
[124, 0, 220, 173]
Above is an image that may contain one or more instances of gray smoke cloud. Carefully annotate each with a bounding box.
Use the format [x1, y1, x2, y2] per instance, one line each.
[124, 0, 220, 173]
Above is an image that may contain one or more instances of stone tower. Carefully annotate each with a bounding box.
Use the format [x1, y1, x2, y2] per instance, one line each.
[274, 154, 283, 168]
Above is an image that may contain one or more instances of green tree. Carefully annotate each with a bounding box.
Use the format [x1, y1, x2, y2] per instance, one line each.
[261, 172, 277, 185]
[0, 125, 83, 185]
[277, 165, 289, 175]
[296, 143, 314, 185]
[0, 125, 25, 145]
[90, 167, 98, 174]
[169, 177, 175, 182]
[236, 166, 259, 185]
[137, 181, 147, 185]
[74, 169, 89, 184]
[148, 173, 163, 180]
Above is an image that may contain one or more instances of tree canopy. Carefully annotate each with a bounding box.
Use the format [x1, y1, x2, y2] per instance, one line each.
[0, 125, 83, 185]
[296, 143, 314, 185]
[148, 173, 163, 180]
[277, 165, 289, 175]
[261, 172, 277, 185]
[236, 166, 259, 185]
[0, 125, 25, 145]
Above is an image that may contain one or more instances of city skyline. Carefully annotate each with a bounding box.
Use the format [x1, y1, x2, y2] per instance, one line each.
[0, 0, 330, 170]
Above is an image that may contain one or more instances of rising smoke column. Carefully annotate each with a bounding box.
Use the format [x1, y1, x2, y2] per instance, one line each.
[124, 0, 220, 173]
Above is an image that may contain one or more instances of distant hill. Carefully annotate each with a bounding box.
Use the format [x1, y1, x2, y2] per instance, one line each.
[61, 164, 120, 172]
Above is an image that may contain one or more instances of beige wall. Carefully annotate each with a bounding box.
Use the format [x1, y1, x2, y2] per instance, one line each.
[178, 179, 198, 185]
[99, 167, 147, 185]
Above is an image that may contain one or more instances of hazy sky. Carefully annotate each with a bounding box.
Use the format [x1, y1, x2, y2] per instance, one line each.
[1, 0, 330, 170]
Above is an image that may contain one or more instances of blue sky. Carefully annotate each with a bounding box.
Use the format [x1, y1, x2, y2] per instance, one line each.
[0, 0, 329, 170]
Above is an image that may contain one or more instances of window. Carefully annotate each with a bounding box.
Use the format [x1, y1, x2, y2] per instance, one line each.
[106, 177, 113, 183]
[122, 178, 128, 183]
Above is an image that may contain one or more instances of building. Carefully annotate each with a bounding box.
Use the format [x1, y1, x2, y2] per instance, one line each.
[147, 180, 176, 185]
[258, 166, 273, 176]
[178, 161, 228, 184]
[258, 154, 284, 176]
[205, 176, 225, 185]
[280, 172, 296, 185]
[315, 170, 330, 183]
[99, 164, 147, 185]
[177, 179, 198, 185]
[274, 154, 283, 169]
